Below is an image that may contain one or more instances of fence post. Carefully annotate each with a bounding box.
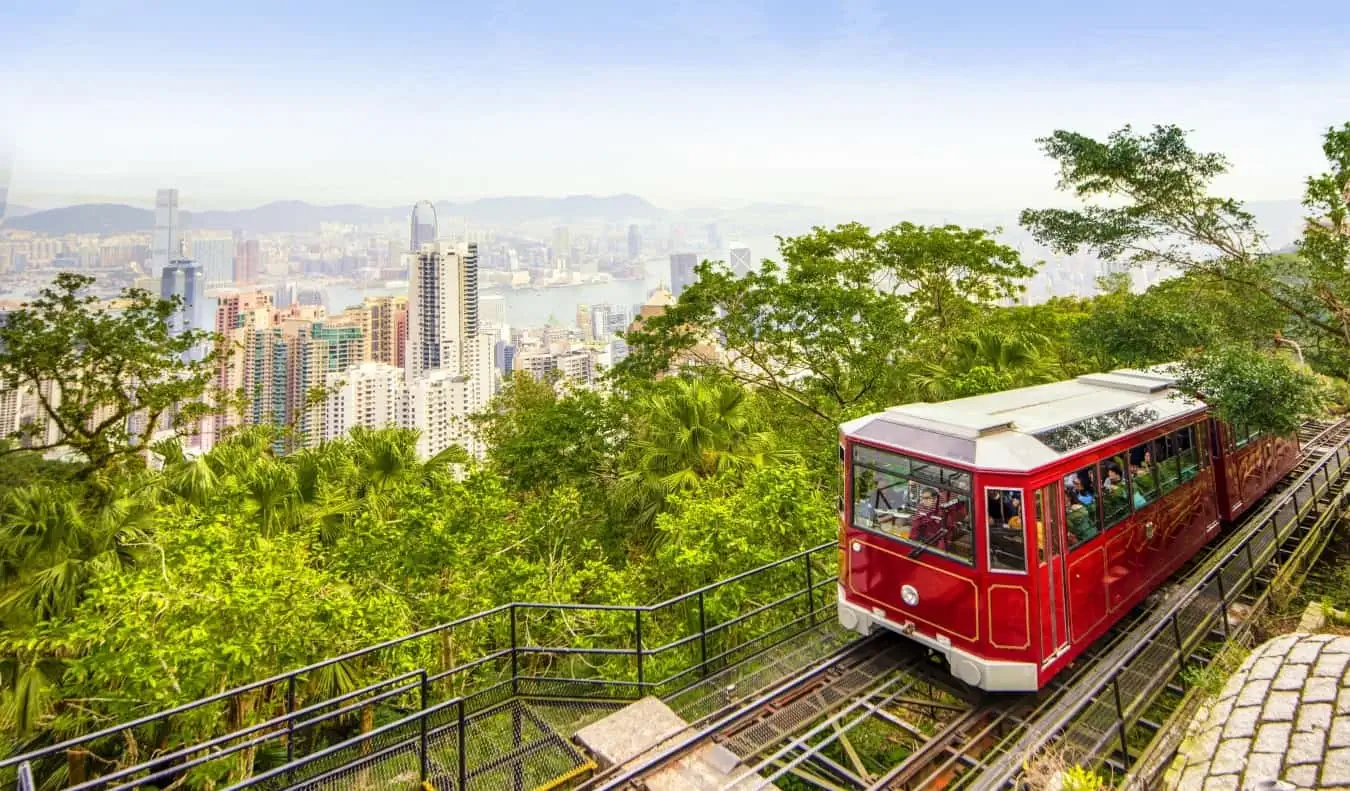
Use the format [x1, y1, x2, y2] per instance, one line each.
[286, 675, 297, 782]
[635, 609, 645, 696]
[458, 698, 468, 791]
[1112, 677, 1130, 764]
[1215, 573, 1231, 639]
[510, 605, 519, 697]
[698, 590, 708, 678]
[419, 670, 429, 784]
[804, 552, 816, 626]
[17, 762, 34, 791]
[1171, 614, 1186, 675]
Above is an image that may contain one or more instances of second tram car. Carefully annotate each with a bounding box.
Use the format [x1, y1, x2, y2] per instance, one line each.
[836, 366, 1298, 691]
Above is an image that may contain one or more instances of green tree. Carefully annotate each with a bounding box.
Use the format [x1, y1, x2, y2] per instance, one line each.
[0, 274, 219, 477]
[615, 222, 1032, 427]
[1017, 123, 1349, 372]
[913, 328, 1060, 400]
[472, 372, 620, 497]
[615, 377, 791, 538]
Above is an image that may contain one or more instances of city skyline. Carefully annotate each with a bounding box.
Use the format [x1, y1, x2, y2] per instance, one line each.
[5, 2, 1349, 212]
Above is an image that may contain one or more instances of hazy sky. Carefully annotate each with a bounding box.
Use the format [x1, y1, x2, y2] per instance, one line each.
[4, 0, 1350, 212]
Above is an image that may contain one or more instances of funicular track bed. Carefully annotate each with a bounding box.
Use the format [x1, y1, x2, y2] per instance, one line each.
[587, 419, 1350, 791]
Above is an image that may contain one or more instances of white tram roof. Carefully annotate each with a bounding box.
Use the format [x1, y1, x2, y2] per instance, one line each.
[840, 365, 1206, 473]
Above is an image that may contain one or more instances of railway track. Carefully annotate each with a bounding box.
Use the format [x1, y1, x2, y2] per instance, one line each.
[582, 418, 1350, 791]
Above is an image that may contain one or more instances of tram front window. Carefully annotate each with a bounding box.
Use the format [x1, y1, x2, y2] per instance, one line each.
[850, 444, 974, 565]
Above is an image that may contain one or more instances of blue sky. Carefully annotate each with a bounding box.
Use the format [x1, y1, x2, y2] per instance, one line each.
[4, 0, 1349, 210]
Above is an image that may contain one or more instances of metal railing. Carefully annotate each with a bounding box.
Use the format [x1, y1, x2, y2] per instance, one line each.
[4, 541, 837, 790]
[968, 424, 1350, 790]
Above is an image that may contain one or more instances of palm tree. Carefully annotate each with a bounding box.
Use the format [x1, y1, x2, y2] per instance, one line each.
[914, 329, 1060, 400]
[616, 378, 789, 533]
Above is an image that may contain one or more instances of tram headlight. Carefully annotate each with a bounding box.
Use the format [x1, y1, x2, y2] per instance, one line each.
[901, 584, 919, 607]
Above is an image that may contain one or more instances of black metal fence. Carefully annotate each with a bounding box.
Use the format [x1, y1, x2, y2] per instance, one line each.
[3, 541, 838, 790]
[969, 426, 1350, 790]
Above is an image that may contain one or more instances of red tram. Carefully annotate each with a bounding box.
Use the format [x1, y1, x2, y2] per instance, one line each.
[835, 366, 1299, 691]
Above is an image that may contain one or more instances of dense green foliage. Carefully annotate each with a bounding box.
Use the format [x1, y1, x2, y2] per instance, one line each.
[2, 123, 1347, 784]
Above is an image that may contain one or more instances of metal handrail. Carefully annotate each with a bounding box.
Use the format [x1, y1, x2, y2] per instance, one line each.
[6, 540, 838, 789]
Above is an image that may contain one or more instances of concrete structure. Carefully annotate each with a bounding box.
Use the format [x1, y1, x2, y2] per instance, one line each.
[1170, 633, 1350, 790]
[574, 697, 778, 791]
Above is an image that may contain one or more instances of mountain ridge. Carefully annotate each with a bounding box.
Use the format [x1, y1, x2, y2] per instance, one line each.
[1, 194, 668, 235]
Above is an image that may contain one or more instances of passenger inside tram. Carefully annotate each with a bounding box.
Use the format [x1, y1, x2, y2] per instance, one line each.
[1065, 469, 1100, 546]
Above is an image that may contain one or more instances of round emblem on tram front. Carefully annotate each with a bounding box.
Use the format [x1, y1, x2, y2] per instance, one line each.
[901, 585, 919, 607]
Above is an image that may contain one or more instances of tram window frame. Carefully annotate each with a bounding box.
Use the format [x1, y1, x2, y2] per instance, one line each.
[1128, 442, 1160, 508]
[1195, 422, 1210, 470]
[1063, 464, 1101, 548]
[1099, 453, 1133, 529]
[849, 444, 976, 567]
[1175, 424, 1201, 482]
[985, 487, 1028, 574]
[1152, 433, 1182, 494]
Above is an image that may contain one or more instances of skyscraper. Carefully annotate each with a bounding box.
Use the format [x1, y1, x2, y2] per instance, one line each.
[411, 201, 437, 252]
[406, 241, 479, 380]
[152, 189, 179, 278]
[161, 257, 206, 361]
[670, 253, 699, 298]
[729, 245, 752, 275]
[193, 238, 235, 288]
[627, 225, 641, 261]
[706, 223, 721, 252]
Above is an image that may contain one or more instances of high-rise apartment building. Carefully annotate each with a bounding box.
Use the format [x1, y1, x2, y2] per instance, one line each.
[407, 241, 480, 381]
[235, 239, 261, 284]
[406, 370, 478, 459]
[160, 258, 206, 361]
[323, 363, 406, 442]
[152, 189, 179, 278]
[364, 295, 408, 367]
[670, 253, 699, 299]
[193, 238, 236, 288]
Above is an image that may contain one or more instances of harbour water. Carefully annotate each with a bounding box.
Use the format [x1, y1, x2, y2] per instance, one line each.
[326, 261, 672, 328]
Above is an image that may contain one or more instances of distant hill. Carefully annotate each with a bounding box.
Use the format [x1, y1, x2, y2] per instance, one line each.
[2, 203, 154, 235]
[1, 194, 666, 235]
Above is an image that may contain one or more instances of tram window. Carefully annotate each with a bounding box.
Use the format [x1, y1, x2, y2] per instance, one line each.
[850, 445, 975, 565]
[1194, 422, 1209, 471]
[1064, 465, 1100, 547]
[1034, 487, 1062, 565]
[1152, 433, 1182, 494]
[1126, 444, 1159, 508]
[1099, 453, 1134, 527]
[1234, 423, 1255, 449]
[1174, 425, 1200, 483]
[986, 488, 1027, 573]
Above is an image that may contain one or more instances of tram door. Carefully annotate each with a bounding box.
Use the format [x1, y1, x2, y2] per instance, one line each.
[1035, 485, 1071, 664]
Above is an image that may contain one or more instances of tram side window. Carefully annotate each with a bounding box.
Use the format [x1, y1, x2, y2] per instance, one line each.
[1152, 433, 1181, 494]
[1128, 443, 1160, 507]
[986, 488, 1027, 573]
[850, 445, 975, 566]
[1175, 425, 1201, 482]
[1234, 423, 1258, 449]
[1064, 466, 1100, 547]
[1099, 453, 1134, 527]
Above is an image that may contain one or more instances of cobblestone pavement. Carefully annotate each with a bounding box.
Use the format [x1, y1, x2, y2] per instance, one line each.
[1170, 633, 1350, 791]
